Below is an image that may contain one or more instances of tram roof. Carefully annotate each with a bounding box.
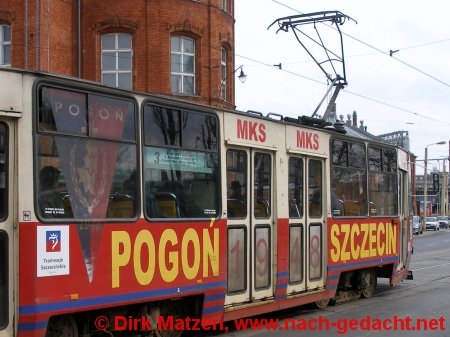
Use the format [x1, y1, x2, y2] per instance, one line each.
[342, 124, 382, 142]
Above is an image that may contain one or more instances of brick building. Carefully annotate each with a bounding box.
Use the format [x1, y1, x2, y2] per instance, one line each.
[0, 0, 236, 109]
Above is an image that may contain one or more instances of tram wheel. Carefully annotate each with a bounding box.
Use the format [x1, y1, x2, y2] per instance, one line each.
[45, 315, 78, 337]
[314, 298, 330, 309]
[360, 270, 377, 299]
[154, 300, 186, 337]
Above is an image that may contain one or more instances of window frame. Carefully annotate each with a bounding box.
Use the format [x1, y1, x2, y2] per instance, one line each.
[0, 123, 8, 221]
[288, 156, 304, 219]
[0, 230, 8, 329]
[368, 145, 398, 217]
[220, 0, 232, 13]
[330, 138, 368, 217]
[171, 36, 196, 95]
[0, 25, 11, 67]
[142, 102, 220, 220]
[34, 83, 139, 222]
[101, 33, 133, 90]
[220, 47, 227, 100]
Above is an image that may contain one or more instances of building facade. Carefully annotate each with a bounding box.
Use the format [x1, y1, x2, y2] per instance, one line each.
[0, 0, 236, 109]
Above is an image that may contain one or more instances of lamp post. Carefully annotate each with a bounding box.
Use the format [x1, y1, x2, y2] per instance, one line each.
[423, 141, 446, 231]
[220, 65, 247, 99]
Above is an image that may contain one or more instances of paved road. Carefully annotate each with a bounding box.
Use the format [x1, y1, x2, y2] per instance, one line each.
[202, 229, 450, 337]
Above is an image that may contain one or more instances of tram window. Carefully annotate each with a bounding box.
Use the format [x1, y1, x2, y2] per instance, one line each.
[143, 105, 219, 219]
[288, 157, 303, 218]
[332, 139, 347, 166]
[309, 224, 322, 280]
[0, 231, 8, 329]
[143, 105, 180, 146]
[227, 227, 247, 293]
[253, 153, 271, 219]
[0, 123, 8, 220]
[368, 146, 398, 216]
[255, 226, 271, 289]
[36, 86, 138, 220]
[39, 87, 87, 135]
[308, 160, 322, 218]
[226, 150, 247, 219]
[183, 112, 218, 151]
[289, 224, 303, 283]
[368, 147, 382, 172]
[384, 149, 397, 173]
[39, 87, 136, 141]
[330, 139, 367, 217]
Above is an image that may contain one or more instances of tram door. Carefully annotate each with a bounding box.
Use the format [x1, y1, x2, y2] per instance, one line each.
[286, 156, 326, 295]
[398, 169, 409, 271]
[225, 148, 274, 305]
[0, 121, 14, 337]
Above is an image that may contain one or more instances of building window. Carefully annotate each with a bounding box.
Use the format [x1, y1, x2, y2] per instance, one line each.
[220, 0, 231, 13]
[101, 33, 132, 90]
[221, 47, 227, 100]
[0, 25, 11, 67]
[171, 36, 195, 95]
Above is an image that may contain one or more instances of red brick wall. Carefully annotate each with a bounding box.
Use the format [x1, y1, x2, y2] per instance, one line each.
[2, 0, 235, 108]
[82, 0, 235, 107]
[1, 0, 75, 74]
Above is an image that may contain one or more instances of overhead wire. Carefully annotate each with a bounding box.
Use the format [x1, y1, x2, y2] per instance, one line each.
[236, 52, 450, 127]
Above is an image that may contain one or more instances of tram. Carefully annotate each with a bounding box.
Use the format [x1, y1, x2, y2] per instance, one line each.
[0, 68, 413, 337]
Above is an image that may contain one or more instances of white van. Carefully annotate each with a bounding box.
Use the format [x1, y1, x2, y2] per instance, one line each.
[412, 215, 422, 235]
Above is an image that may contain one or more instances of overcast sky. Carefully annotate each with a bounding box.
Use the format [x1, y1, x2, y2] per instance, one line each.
[234, 0, 450, 168]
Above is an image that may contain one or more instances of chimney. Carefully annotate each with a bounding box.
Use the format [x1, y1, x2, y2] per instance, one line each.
[352, 110, 357, 127]
[346, 114, 352, 126]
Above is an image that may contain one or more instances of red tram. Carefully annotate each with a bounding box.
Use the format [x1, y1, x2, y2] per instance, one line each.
[0, 69, 413, 337]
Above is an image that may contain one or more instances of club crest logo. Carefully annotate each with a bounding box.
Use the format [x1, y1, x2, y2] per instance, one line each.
[70, 142, 107, 214]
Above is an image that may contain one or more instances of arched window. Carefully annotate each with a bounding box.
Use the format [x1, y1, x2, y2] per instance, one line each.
[0, 25, 11, 67]
[171, 36, 195, 95]
[101, 33, 132, 90]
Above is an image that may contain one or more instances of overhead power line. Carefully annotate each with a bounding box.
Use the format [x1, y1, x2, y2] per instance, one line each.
[235, 53, 450, 127]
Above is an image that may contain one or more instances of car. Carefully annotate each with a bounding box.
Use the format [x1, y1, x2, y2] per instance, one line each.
[437, 216, 449, 229]
[412, 215, 422, 235]
[425, 216, 440, 231]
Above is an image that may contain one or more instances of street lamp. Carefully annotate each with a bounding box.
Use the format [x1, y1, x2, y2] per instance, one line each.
[220, 65, 247, 99]
[423, 141, 446, 231]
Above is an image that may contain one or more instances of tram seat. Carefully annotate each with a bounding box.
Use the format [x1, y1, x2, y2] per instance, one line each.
[154, 192, 179, 218]
[369, 201, 377, 216]
[255, 199, 269, 218]
[107, 193, 134, 218]
[343, 200, 361, 216]
[227, 199, 246, 218]
[332, 199, 344, 216]
[107, 200, 134, 218]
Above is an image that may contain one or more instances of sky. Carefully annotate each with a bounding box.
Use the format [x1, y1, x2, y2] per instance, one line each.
[234, 0, 450, 168]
